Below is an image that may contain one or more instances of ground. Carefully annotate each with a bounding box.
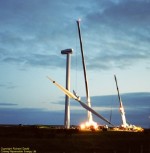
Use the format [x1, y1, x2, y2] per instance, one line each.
[0, 125, 149, 153]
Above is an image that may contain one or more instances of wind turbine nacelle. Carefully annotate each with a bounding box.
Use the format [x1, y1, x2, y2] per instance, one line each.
[61, 49, 73, 54]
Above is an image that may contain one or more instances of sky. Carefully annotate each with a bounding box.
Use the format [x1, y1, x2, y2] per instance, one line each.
[0, 0, 150, 126]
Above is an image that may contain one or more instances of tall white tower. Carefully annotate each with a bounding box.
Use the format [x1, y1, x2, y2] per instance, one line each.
[61, 49, 73, 129]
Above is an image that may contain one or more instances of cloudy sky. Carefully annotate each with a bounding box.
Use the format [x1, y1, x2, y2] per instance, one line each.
[0, 0, 150, 125]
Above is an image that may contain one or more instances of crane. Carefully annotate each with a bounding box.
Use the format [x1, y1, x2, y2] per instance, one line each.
[76, 19, 96, 128]
[114, 75, 128, 128]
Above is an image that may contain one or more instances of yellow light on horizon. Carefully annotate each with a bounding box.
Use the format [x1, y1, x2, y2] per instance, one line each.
[80, 120, 98, 130]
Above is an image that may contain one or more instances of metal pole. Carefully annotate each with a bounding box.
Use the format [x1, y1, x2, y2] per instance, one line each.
[114, 75, 122, 106]
[76, 20, 93, 122]
[61, 49, 73, 129]
[114, 75, 127, 127]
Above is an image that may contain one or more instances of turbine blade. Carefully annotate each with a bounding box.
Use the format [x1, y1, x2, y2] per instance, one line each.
[47, 76, 113, 126]
[47, 76, 78, 100]
[77, 100, 113, 126]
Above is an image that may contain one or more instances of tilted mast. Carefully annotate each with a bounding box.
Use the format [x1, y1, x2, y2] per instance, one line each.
[76, 20, 93, 123]
[114, 75, 127, 127]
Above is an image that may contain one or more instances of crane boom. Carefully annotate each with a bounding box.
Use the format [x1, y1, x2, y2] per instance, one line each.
[114, 75, 127, 127]
[114, 75, 122, 107]
[76, 20, 92, 122]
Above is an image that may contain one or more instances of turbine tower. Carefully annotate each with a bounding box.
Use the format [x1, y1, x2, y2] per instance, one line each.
[61, 49, 73, 129]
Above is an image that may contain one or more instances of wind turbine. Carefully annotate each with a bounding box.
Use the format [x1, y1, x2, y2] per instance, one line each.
[61, 49, 73, 129]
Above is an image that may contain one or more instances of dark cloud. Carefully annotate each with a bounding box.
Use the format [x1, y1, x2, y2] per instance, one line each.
[51, 92, 150, 111]
[86, 0, 150, 27]
[0, 103, 18, 106]
[0, 107, 63, 125]
[90, 92, 150, 108]
[0, 99, 149, 127]
[1, 53, 66, 69]
[0, 0, 150, 71]
[0, 82, 18, 89]
[86, 50, 150, 70]
[0, 31, 24, 48]
[82, 0, 150, 70]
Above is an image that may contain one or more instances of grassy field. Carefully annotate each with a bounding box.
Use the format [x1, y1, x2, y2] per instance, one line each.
[0, 125, 150, 153]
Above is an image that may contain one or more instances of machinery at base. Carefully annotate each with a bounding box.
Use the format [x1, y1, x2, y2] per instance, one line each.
[76, 19, 96, 129]
[47, 76, 113, 130]
[114, 75, 144, 132]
